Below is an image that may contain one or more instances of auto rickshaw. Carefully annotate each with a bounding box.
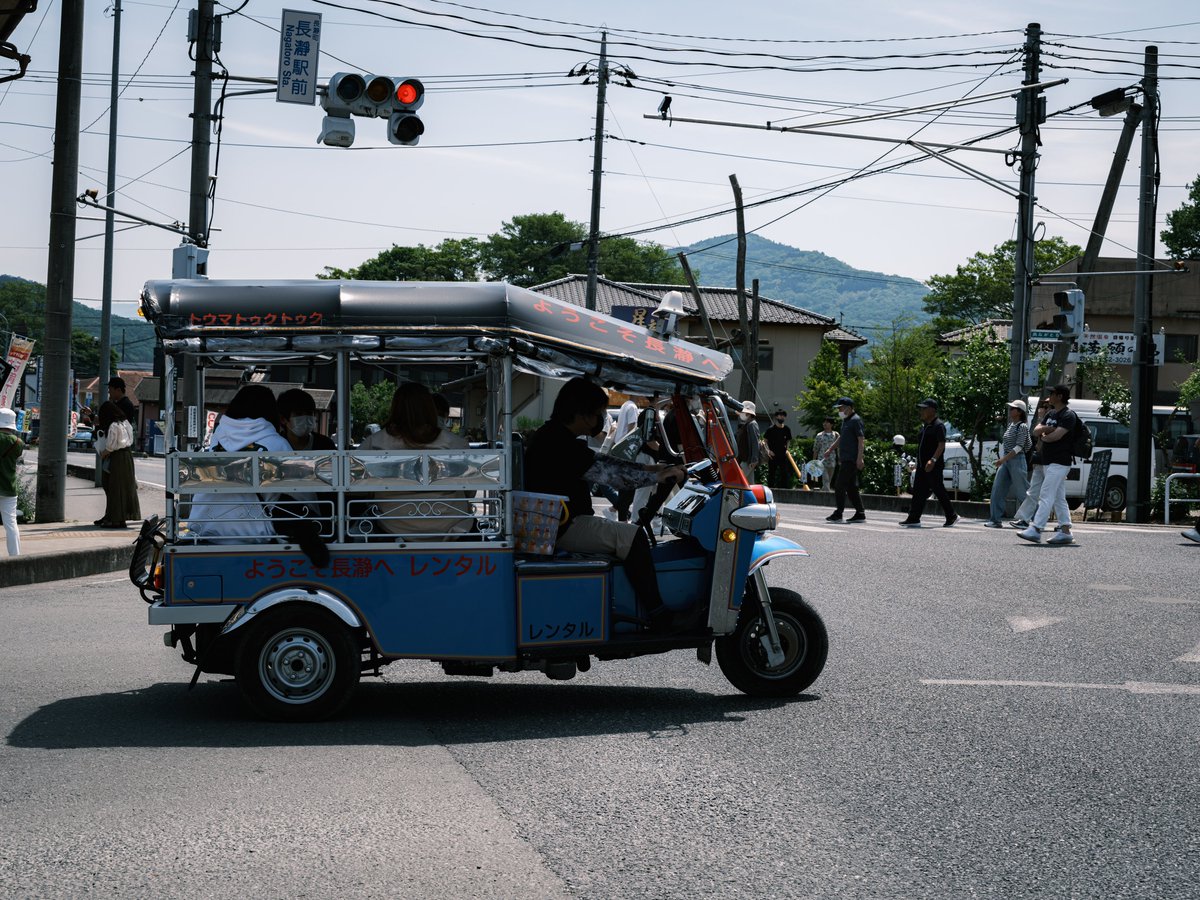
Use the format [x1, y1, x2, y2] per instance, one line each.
[131, 279, 828, 720]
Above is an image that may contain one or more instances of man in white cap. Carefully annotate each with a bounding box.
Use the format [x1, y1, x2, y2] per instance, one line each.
[735, 400, 762, 482]
[0, 408, 22, 556]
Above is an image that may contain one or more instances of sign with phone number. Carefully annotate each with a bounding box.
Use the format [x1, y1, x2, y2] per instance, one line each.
[1028, 330, 1165, 366]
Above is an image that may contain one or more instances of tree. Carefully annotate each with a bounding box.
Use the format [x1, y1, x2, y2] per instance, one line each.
[1075, 349, 1131, 425]
[319, 238, 481, 281]
[933, 331, 1010, 482]
[70, 330, 119, 379]
[349, 380, 395, 439]
[859, 319, 942, 441]
[923, 236, 1082, 333]
[478, 211, 685, 287]
[1162, 174, 1200, 260]
[794, 339, 866, 433]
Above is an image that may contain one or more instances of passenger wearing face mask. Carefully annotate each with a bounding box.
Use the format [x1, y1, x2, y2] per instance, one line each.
[277, 388, 335, 451]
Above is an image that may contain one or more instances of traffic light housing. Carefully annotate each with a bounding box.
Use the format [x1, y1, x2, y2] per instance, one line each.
[388, 78, 424, 146]
[1053, 288, 1085, 339]
[318, 72, 424, 147]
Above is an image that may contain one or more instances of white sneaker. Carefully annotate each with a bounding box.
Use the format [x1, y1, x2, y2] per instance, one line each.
[1017, 525, 1042, 543]
[1183, 528, 1200, 544]
[1047, 531, 1074, 545]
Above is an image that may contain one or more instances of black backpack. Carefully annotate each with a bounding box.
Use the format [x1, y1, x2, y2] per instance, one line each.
[1070, 415, 1093, 461]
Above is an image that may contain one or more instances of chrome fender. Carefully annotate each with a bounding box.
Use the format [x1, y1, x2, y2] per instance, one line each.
[221, 587, 362, 636]
[747, 533, 809, 576]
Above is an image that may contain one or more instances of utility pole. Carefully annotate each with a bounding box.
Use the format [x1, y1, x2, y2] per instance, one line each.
[584, 30, 608, 312]
[1127, 46, 1159, 523]
[750, 278, 761, 392]
[1076, 101, 1142, 297]
[189, 0, 215, 252]
[96, 0, 122, 487]
[36, 0, 85, 523]
[675, 252, 717, 350]
[729, 174, 752, 402]
[1008, 22, 1043, 403]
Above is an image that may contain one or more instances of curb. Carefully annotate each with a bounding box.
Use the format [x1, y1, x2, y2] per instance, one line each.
[773, 488, 993, 520]
[0, 544, 130, 590]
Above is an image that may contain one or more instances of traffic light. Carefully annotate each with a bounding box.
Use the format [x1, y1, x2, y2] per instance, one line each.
[1053, 288, 1085, 339]
[388, 78, 424, 146]
[318, 72, 424, 147]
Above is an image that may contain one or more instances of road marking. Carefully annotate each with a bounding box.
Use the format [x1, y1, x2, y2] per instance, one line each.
[1007, 615, 1064, 633]
[922, 678, 1200, 696]
[1175, 641, 1200, 663]
[776, 522, 840, 533]
[1139, 596, 1199, 605]
[1088, 583, 1136, 592]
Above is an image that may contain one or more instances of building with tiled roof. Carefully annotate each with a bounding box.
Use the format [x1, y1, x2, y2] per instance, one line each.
[533, 274, 851, 425]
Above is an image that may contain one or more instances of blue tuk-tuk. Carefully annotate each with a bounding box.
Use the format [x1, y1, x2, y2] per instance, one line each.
[131, 279, 827, 720]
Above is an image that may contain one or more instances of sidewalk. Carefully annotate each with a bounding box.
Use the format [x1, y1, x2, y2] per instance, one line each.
[0, 463, 164, 590]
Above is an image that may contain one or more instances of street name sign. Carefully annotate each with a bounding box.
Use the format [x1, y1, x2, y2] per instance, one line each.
[277, 10, 322, 105]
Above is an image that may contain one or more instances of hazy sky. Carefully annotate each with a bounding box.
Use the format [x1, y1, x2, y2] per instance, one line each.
[2, 0, 1198, 323]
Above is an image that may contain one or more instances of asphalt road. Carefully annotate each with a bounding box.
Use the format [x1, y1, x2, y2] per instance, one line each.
[1, 506, 1197, 899]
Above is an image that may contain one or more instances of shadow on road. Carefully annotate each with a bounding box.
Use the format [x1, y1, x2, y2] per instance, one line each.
[7, 679, 816, 750]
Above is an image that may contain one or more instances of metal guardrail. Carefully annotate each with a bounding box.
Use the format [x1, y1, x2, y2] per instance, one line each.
[1164, 472, 1200, 526]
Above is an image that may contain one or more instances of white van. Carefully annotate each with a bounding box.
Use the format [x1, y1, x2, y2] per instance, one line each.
[943, 400, 1196, 511]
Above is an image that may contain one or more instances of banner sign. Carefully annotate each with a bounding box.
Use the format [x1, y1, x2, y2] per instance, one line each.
[1028, 330, 1165, 367]
[276, 10, 322, 105]
[0, 335, 35, 409]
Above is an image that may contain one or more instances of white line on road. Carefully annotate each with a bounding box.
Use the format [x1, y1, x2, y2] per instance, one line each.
[1174, 641, 1200, 663]
[921, 678, 1200, 695]
[1007, 615, 1065, 633]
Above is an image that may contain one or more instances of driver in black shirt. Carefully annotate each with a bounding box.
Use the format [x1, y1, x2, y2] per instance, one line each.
[525, 378, 686, 630]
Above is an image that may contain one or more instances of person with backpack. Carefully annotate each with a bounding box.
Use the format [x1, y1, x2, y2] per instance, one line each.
[1017, 385, 1078, 545]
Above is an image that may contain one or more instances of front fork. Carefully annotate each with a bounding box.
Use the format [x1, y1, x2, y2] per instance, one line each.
[753, 568, 786, 667]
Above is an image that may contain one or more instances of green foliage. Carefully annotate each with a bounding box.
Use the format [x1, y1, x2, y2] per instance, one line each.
[348, 381, 394, 439]
[858, 319, 941, 441]
[1151, 472, 1199, 522]
[933, 331, 1010, 482]
[0, 275, 155, 368]
[794, 340, 866, 433]
[674, 233, 929, 331]
[515, 416, 544, 436]
[69, 330, 119, 378]
[923, 236, 1082, 333]
[1075, 349, 1132, 425]
[1177, 355, 1200, 409]
[16, 473, 34, 524]
[320, 238, 482, 281]
[1162, 174, 1200, 260]
[320, 212, 683, 289]
[859, 440, 901, 495]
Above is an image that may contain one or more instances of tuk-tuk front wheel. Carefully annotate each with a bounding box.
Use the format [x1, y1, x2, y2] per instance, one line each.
[235, 607, 360, 721]
[716, 587, 827, 697]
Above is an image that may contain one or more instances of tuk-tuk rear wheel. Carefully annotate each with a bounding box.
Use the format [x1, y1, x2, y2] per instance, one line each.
[235, 606, 360, 722]
[715, 587, 827, 697]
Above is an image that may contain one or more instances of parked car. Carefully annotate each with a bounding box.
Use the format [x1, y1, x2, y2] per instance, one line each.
[67, 429, 94, 452]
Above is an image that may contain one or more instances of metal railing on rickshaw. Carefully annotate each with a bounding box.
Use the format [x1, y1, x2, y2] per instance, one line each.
[167, 447, 508, 546]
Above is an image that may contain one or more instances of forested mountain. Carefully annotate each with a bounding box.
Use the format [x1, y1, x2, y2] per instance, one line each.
[0, 275, 155, 368]
[673, 234, 929, 332]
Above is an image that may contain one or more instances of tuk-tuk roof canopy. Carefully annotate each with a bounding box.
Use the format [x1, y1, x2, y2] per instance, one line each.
[142, 279, 733, 385]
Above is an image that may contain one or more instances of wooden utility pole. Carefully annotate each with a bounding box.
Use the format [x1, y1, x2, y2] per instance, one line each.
[729, 174, 752, 401]
[676, 252, 717, 350]
[750, 278, 761, 391]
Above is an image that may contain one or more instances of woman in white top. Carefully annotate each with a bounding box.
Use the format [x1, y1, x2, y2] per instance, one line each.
[190, 384, 293, 541]
[358, 382, 472, 539]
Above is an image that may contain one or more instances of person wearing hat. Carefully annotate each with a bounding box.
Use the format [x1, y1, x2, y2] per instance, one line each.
[827, 397, 866, 523]
[899, 398, 958, 527]
[985, 399, 1033, 528]
[0, 408, 23, 555]
[735, 400, 762, 483]
[762, 409, 794, 489]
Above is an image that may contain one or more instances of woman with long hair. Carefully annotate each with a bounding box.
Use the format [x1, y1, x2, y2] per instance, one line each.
[95, 400, 141, 528]
[358, 382, 471, 538]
